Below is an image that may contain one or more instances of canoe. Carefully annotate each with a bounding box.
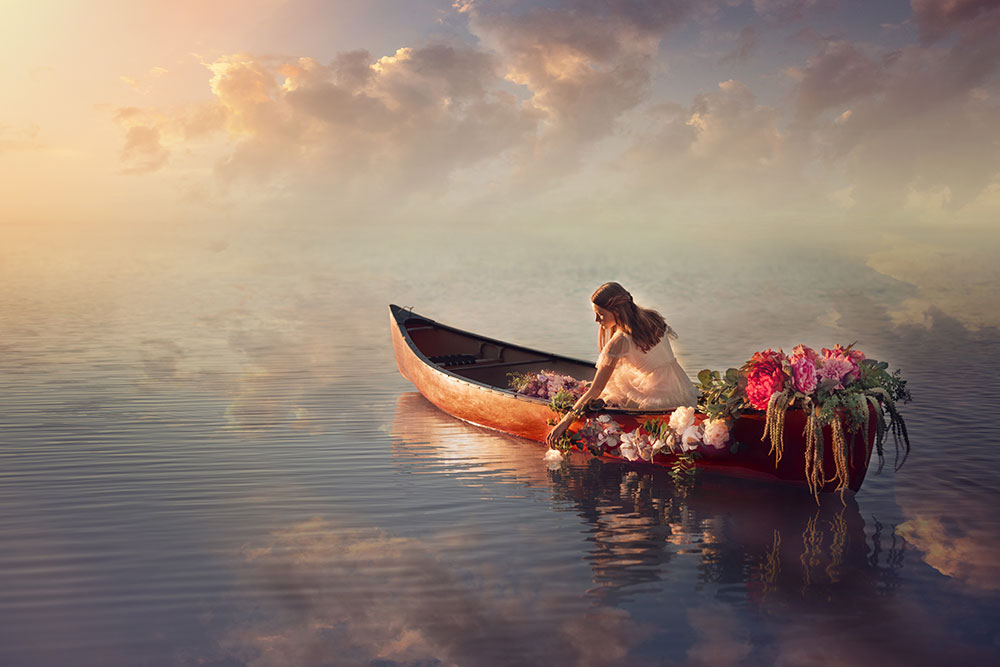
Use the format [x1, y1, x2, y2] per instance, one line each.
[389, 304, 875, 493]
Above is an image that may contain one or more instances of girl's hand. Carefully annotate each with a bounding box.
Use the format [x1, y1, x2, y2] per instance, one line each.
[546, 420, 569, 447]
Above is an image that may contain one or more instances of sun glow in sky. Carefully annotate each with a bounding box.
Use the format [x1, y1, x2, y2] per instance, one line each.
[1, 0, 999, 326]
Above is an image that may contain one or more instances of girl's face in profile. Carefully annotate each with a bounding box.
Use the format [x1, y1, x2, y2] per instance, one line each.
[593, 303, 616, 330]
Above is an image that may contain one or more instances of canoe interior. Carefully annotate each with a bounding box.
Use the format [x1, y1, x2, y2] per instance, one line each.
[401, 315, 597, 391]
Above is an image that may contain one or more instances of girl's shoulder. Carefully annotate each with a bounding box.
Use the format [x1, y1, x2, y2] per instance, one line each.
[602, 330, 632, 358]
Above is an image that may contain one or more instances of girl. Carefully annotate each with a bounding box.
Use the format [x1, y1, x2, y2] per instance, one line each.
[546, 282, 697, 446]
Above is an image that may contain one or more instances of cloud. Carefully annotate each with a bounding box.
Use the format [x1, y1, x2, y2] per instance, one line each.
[865, 234, 1000, 329]
[720, 25, 759, 64]
[459, 0, 698, 182]
[0, 123, 42, 154]
[789, 15, 1000, 212]
[896, 515, 1000, 592]
[118, 120, 170, 174]
[752, 0, 821, 21]
[685, 603, 753, 665]
[120, 66, 169, 94]
[618, 79, 806, 204]
[113, 103, 226, 174]
[910, 0, 1000, 43]
[791, 40, 882, 121]
[116, 43, 538, 197]
[106, 0, 1000, 224]
[218, 518, 642, 665]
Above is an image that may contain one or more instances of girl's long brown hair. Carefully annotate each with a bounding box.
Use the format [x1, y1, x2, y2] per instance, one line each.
[591, 282, 676, 352]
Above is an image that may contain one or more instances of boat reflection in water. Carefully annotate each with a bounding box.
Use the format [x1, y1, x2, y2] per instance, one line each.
[391, 392, 905, 608]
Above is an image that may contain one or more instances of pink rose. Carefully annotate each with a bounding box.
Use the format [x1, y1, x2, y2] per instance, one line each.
[822, 345, 865, 384]
[744, 349, 789, 411]
[788, 344, 820, 366]
[791, 357, 818, 395]
[817, 357, 854, 390]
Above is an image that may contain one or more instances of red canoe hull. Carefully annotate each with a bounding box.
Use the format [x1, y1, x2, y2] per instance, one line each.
[389, 305, 874, 493]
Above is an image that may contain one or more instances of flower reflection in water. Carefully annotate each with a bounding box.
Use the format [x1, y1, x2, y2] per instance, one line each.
[545, 456, 904, 609]
[390, 391, 908, 608]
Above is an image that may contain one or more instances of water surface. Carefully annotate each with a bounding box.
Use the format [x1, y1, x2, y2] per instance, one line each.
[1, 222, 998, 665]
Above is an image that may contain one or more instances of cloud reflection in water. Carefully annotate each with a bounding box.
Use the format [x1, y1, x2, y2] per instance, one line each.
[222, 517, 641, 666]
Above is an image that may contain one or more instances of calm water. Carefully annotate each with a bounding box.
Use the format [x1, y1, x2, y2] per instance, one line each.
[1, 221, 998, 665]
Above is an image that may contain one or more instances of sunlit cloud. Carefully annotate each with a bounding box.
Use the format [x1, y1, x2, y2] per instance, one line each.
[99, 0, 1000, 226]
[0, 123, 43, 154]
[123, 44, 539, 197]
[119, 66, 169, 94]
[461, 0, 697, 182]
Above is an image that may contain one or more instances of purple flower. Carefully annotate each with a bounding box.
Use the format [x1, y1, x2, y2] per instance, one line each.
[817, 357, 854, 390]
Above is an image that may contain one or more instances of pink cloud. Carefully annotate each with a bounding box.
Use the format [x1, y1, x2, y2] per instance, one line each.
[911, 0, 1000, 42]
[462, 0, 698, 182]
[792, 40, 882, 121]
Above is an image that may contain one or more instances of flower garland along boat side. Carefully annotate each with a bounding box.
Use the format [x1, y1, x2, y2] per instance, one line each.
[538, 343, 910, 499]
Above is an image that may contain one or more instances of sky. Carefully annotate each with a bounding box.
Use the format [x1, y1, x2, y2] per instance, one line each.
[1, 0, 998, 326]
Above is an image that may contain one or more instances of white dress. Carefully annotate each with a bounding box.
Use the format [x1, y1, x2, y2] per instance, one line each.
[597, 330, 698, 411]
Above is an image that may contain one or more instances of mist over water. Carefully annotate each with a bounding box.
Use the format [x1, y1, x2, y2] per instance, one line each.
[1, 221, 998, 665]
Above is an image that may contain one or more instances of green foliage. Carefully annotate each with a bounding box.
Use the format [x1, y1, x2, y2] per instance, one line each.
[640, 417, 700, 481]
[547, 389, 577, 414]
[696, 367, 750, 422]
[641, 418, 671, 443]
[858, 359, 912, 404]
[552, 432, 575, 455]
[507, 371, 534, 392]
[670, 452, 699, 483]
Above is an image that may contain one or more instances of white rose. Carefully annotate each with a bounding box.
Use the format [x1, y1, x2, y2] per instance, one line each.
[703, 419, 730, 450]
[681, 425, 703, 452]
[619, 439, 640, 461]
[543, 448, 564, 470]
[669, 406, 695, 433]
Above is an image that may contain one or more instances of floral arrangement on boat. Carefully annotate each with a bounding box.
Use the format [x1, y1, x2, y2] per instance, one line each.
[515, 373, 755, 478]
[696, 343, 911, 496]
[576, 407, 731, 478]
[525, 345, 910, 498]
[508, 370, 589, 411]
